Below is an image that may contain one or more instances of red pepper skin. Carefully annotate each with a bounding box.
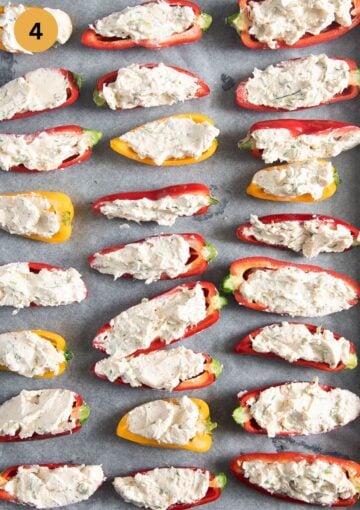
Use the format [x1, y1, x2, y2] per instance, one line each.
[5, 125, 99, 173]
[2, 69, 80, 122]
[93, 281, 226, 354]
[88, 233, 215, 281]
[233, 0, 360, 49]
[81, 0, 205, 50]
[93, 183, 215, 218]
[230, 452, 360, 507]
[0, 394, 89, 442]
[95, 64, 210, 109]
[237, 214, 360, 252]
[235, 57, 359, 111]
[223, 257, 360, 313]
[234, 323, 357, 372]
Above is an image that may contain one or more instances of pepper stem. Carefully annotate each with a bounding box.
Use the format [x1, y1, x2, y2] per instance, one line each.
[64, 348, 73, 363]
[71, 72, 82, 89]
[212, 293, 228, 310]
[333, 167, 340, 187]
[93, 89, 107, 107]
[210, 357, 223, 379]
[209, 195, 219, 206]
[198, 12, 212, 31]
[226, 12, 247, 33]
[205, 417, 217, 434]
[349, 69, 360, 86]
[345, 353, 358, 370]
[214, 473, 228, 491]
[238, 137, 253, 151]
[222, 274, 238, 293]
[83, 128, 103, 146]
[204, 242, 218, 262]
[232, 406, 249, 427]
[79, 402, 91, 425]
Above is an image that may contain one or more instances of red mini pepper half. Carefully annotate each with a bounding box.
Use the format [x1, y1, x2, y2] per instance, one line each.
[0, 394, 90, 442]
[234, 323, 357, 372]
[230, 452, 360, 507]
[222, 257, 360, 313]
[2, 69, 81, 122]
[235, 57, 359, 111]
[81, 0, 212, 50]
[239, 119, 360, 159]
[115, 468, 227, 509]
[93, 281, 227, 355]
[227, 0, 360, 49]
[237, 214, 360, 253]
[93, 353, 223, 390]
[93, 63, 210, 108]
[4, 125, 102, 173]
[93, 183, 218, 220]
[88, 233, 217, 281]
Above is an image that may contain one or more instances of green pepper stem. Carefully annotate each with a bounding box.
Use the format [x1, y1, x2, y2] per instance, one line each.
[210, 358, 223, 379]
[64, 348, 73, 363]
[215, 473, 228, 491]
[209, 195, 219, 206]
[204, 242, 218, 262]
[232, 406, 248, 427]
[226, 11, 247, 33]
[198, 12, 212, 31]
[79, 402, 91, 425]
[83, 128, 103, 146]
[346, 353, 358, 370]
[93, 89, 107, 107]
[349, 69, 360, 87]
[205, 417, 217, 434]
[238, 137, 253, 151]
[71, 72, 82, 89]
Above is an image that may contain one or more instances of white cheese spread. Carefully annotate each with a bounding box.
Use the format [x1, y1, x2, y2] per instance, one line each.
[113, 467, 209, 510]
[0, 68, 69, 122]
[0, 4, 72, 53]
[0, 388, 77, 438]
[94, 283, 206, 357]
[242, 459, 356, 505]
[4, 465, 104, 508]
[127, 396, 200, 445]
[250, 322, 351, 368]
[120, 117, 219, 165]
[246, 379, 360, 437]
[92, 2, 196, 41]
[250, 126, 360, 164]
[252, 160, 334, 200]
[247, 0, 353, 49]
[99, 193, 209, 226]
[95, 346, 205, 390]
[0, 262, 87, 310]
[0, 131, 93, 172]
[239, 265, 356, 316]
[0, 330, 65, 377]
[91, 234, 191, 283]
[100, 63, 200, 110]
[244, 215, 355, 258]
[245, 54, 350, 110]
[0, 194, 60, 237]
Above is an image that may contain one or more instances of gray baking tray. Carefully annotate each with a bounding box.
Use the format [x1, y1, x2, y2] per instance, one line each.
[0, 1, 359, 508]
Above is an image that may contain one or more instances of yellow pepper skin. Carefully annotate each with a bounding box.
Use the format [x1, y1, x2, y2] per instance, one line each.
[246, 162, 339, 202]
[0, 329, 72, 378]
[0, 191, 74, 243]
[110, 113, 218, 166]
[116, 398, 215, 453]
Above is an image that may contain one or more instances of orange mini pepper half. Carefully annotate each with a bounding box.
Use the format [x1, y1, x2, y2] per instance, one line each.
[0, 191, 74, 243]
[116, 398, 216, 452]
[110, 113, 218, 166]
[0, 330, 72, 378]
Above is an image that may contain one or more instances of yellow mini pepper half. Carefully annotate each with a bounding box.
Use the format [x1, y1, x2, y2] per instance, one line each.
[116, 398, 216, 453]
[247, 161, 339, 202]
[0, 329, 72, 378]
[0, 191, 74, 243]
[110, 113, 218, 166]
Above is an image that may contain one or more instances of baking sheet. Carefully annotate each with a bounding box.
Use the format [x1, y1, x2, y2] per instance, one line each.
[0, 1, 359, 508]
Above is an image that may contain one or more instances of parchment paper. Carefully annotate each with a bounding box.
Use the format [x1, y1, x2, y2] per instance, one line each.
[0, 1, 359, 509]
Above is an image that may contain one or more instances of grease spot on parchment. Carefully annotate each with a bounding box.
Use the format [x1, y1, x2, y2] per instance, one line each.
[0, 53, 14, 86]
[272, 437, 347, 459]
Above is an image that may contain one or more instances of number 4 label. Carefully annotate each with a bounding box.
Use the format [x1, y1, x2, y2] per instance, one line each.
[29, 22, 44, 40]
[14, 7, 58, 52]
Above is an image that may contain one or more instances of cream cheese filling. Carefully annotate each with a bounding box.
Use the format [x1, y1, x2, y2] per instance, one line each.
[120, 117, 219, 165]
[250, 322, 351, 368]
[239, 266, 356, 316]
[242, 459, 356, 505]
[250, 127, 360, 164]
[0, 194, 60, 237]
[0, 4, 72, 53]
[113, 467, 209, 510]
[0, 388, 77, 438]
[92, 2, 196, 41]
[0, 68, 69, 122]
[246, 379, 360, 437]
[4, 465, 105, 509]
[91, 234, 191, 283]
[248, 0, 353, 49]
[251, 160, 334, 199]
[0, 330, 65, 377]
[0, 262, 87, 310]
[99, 193, 209, 226]
[244, 215, 355, 258]
[127, 396, 200, 445]
[245, 54, 350, 110]
[0, 131, 92, 171]
[95, 346, 205, 390]
[100, 63, 200, 110]
[95, 283, 206, 357]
